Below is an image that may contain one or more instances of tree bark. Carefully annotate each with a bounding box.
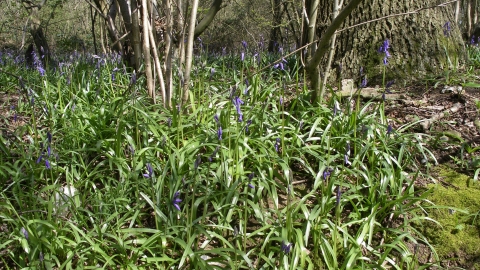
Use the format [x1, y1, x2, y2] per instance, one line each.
[316, 0, 464, 85]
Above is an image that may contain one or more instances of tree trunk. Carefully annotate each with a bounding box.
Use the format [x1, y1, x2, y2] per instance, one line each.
[268, 0, 283, 52]
[317, 0, 464, 86]
[22, 0, 53, 67]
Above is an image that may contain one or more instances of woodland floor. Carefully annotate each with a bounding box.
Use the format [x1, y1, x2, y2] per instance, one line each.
[2, 78, 480, 269]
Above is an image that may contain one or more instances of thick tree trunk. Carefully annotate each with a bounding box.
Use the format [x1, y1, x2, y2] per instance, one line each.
[319, 0, 464, 85]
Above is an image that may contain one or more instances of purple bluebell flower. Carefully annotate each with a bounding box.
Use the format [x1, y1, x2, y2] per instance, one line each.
[130, 71, 137, 85]
[111, 67, 119, 81]
[47, 131, 52, 144]
[172, 191, 182, 211]
[248, 172, 255, 188]
[217, 126, 223, 141]
[210, 68, 215, 81]
[214, 114, 219, 123]
[233, 96, 244, 122]
[246, 119, 252, 133]
[471, 35, 476, 45]
[21, 227, 28, 240]
[344, 143, 351, 166]
[443, 21, 451, 37]
[387, 124, 393, 135]
[323, 168, 332, 180]
[143, 163, 153, 178]
[378, 40, 391, 65]
[360, 76, 367, 88]
[281, 241, 292, 254]
[273, 58, 287, 70]
[274, 138, 281, 152]
[386, 80, 395, 89]
[241, 40, 247, 50]
[45, 159, 51, 169]
[241, 52, 245, 62]
[209, 146, 220, 162]
[279, 96, 283, 105]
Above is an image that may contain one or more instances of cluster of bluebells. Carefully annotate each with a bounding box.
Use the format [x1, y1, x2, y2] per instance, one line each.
[31, 48, 46, 76]
[378, 40, 391, 65]
[36, 132, 54, 169]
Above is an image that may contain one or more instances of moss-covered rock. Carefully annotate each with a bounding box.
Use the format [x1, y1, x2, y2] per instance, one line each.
[422, 166, 480, 269]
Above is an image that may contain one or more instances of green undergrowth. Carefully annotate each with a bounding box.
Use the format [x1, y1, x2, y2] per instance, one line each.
[422, 166, 480, 268]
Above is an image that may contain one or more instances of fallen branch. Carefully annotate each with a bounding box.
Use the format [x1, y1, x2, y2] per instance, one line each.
[420, 102, 463, 131]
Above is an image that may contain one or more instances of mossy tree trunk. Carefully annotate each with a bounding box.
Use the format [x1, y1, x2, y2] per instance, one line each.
[317, 0, 465, 87]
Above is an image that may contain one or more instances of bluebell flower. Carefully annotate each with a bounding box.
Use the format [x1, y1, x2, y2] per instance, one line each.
[471, 35, 476, 45]
[344, 143, 351, 166]
[214, 114, 219, 123]
[281, 241, 292, 254]
[245, 119, 252, 133]
[241, 52, 245, 62]
[279, 96, 283, 105]
[209, 146, 220, 162]
[274, 58, 287, 70]
[47, 131, 52, 144]
[143, 163, 153, 178]
[130, 70, 137, 85]
[443, 21, 451, 37]
[274, 138, 281, 152]
[233, 96, 244, 122]
[241, 40, 247, 50]
[386, 80, 395, 89]
[248, 172, 255, 189]
[378, 40, 391, 65]
[323, 168, 332, 180]
[360, 76, 367, 88]
[172, 191, 182, 211]
[387, 124, 393, 135]
[21, 227, 28, 240]
[210, 68, 215, 81]
[217, 126, 222, 141]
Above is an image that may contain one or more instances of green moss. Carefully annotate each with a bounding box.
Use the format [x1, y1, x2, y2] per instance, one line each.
[422, 166, 480, 267]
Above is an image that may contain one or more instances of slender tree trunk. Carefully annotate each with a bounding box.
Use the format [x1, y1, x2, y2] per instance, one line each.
[142, 0, 155, 103]
[131, 0, 143, 70]
[181, 0, 199, 108]
[164, 0, 174, 108]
